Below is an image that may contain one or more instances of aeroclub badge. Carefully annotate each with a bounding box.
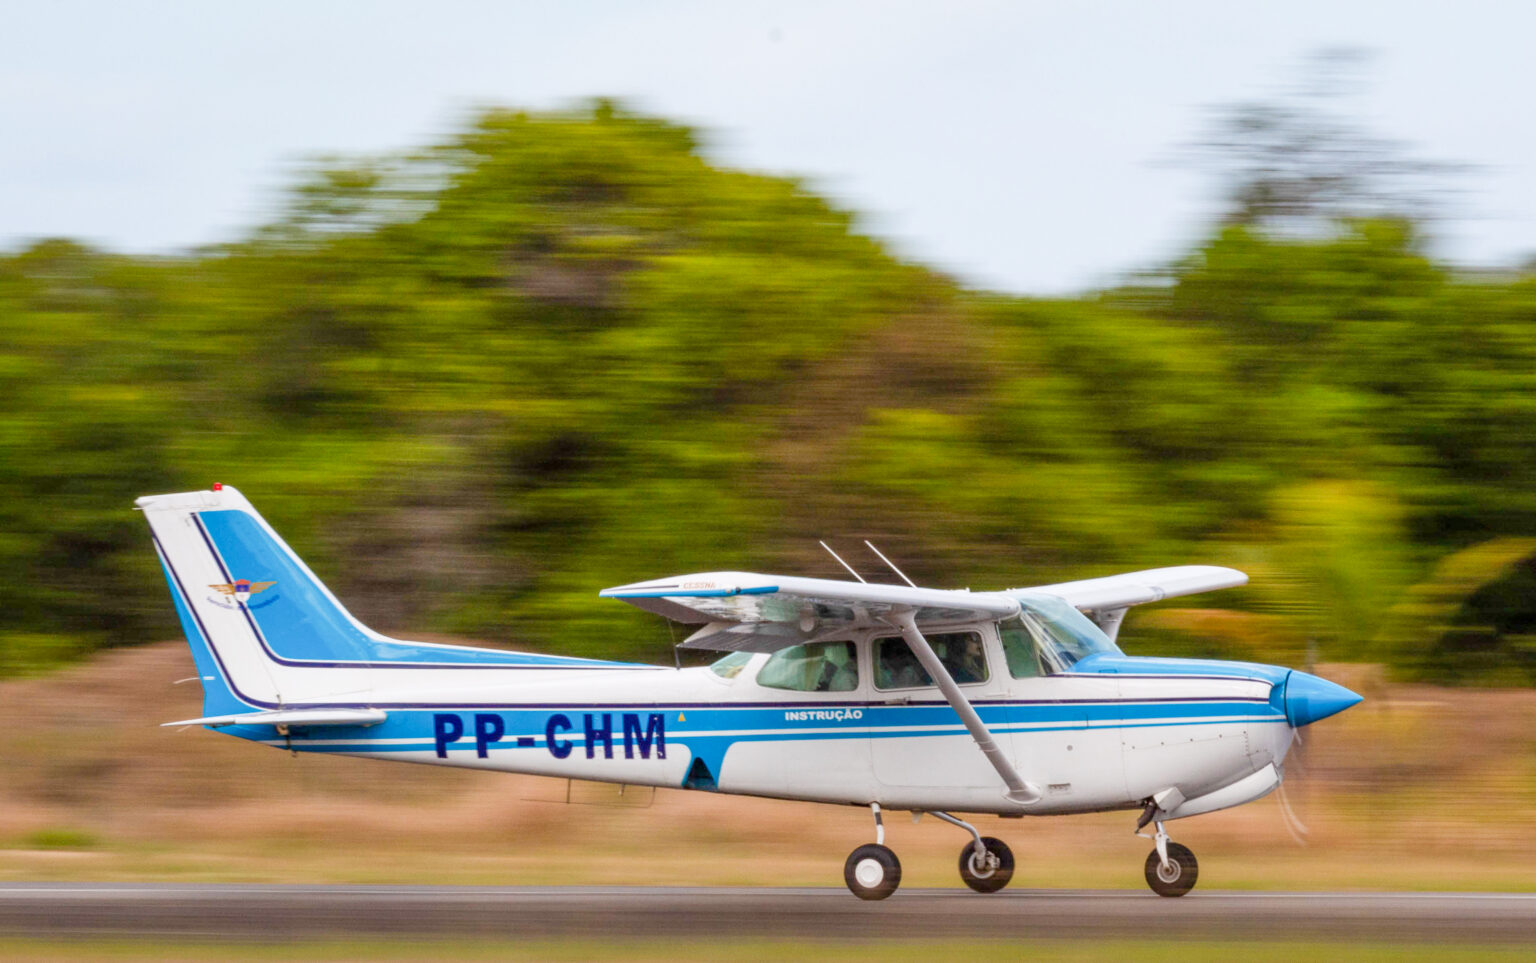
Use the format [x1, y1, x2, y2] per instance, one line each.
[207, 578, 278, 609]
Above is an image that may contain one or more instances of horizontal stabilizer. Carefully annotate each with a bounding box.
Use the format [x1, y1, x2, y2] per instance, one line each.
[162, 708, 388, 729]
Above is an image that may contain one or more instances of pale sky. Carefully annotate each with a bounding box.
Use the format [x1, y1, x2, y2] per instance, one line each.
[2, 1, 1532, 293]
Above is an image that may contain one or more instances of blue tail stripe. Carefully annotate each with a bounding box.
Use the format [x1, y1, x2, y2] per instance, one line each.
[155, 549, 251, 716]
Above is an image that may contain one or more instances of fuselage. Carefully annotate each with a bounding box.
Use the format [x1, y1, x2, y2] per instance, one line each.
[142, 486, 1358, 820]
[229, 626, 1305, 817]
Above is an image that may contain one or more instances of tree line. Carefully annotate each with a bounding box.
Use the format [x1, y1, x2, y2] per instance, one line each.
[3, 102, 1534, 682]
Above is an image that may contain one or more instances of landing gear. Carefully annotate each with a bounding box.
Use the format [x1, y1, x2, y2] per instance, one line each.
[844, 843, 902, 901]
[1142, 820, 1198, 897]
[842, 804, 1018, 899]
[929, 810, 1014, 894]
[844, 803, 902, 901]
[957, 836, 1014, 893]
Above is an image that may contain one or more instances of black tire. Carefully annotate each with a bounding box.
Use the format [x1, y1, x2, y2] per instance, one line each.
[844, 843, 902, 900]
[1144, 842, 1198, 897]
[958, 836, 1015, 893]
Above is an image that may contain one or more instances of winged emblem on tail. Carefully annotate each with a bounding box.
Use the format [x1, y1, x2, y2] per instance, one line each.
[209, 579, 275, 603]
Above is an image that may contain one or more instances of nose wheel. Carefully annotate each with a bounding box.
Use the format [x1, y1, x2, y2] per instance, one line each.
[1142, 819, 1198, 897]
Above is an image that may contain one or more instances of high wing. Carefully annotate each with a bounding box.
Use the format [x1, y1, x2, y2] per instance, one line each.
[1018, 565, 1248, 641]
[599, 571, 1020, 654]
[600, 570, 1037, 802]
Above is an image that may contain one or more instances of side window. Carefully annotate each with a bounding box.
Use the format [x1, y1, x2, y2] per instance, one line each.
[874, 632, 989, 689]
[709, 650, 753, 679]
[757, 641, 859, 692]
[999, 617, 1045, 679]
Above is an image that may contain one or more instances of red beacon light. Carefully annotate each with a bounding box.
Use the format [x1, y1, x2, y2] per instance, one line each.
[212, 482, 223, 492]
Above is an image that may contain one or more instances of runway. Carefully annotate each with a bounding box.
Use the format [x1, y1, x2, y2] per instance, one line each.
[3, 884, 1536, 942]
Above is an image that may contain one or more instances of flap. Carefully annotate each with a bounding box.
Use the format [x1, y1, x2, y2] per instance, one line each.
[601, 571, 1020, 653]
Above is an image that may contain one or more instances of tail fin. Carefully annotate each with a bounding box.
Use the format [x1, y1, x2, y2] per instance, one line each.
[141, 487, 275, 712]
[138, 486, 644, 711]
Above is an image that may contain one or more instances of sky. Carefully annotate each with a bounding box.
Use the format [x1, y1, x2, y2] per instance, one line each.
[2, 0, 1532, 294]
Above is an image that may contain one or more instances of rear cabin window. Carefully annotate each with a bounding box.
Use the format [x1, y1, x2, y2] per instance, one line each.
[756, 641, 859, 692]
[874, 632, 988, 689]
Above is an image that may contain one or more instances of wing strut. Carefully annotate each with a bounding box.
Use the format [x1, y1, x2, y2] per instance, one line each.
[889, 609, 1040, 804]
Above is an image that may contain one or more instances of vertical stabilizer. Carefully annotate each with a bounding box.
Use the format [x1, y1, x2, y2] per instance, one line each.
[138, 486, 646, 714]
[140, 487, 282, 711]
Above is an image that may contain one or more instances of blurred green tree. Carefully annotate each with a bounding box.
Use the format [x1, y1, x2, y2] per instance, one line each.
[0, 101, 1532, 682]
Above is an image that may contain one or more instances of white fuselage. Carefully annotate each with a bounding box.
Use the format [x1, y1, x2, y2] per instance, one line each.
[248, 620, 1294, 817]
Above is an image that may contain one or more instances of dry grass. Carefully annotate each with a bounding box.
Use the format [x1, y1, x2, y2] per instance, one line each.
[2, 645, 1534, 890]
[0, 941, 1531, 963]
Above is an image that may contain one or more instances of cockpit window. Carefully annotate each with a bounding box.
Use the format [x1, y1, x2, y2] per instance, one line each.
[757, 641, 859, 692]
[999, 617, 1045, 678]
[1012, 593, 1122, 670]
[873, 632, 989, 689]
[708, 650, 753, 679]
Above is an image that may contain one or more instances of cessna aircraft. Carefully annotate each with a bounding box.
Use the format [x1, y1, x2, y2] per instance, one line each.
[141, 485, 1361, 899]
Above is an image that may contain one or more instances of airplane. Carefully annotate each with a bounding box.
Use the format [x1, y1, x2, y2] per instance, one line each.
[139, 484, 1362, 899]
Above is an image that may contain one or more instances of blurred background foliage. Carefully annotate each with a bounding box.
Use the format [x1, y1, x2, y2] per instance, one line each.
[3, 98, 1535, 682]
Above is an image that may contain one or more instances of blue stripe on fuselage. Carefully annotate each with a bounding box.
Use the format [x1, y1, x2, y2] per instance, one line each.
[233, 697, 1286, 759]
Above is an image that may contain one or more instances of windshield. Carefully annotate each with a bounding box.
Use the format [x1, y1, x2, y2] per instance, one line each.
[1012, 592, 1122, 670]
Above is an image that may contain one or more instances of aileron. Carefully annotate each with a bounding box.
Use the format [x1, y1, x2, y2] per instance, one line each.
[1021, 565, 1248, 614]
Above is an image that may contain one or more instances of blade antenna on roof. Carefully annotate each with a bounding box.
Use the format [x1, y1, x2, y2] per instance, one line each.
[819, 541, 867, 583]
[864, 540, 918, 588]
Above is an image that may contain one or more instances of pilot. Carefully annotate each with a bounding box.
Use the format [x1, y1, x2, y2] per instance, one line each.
[815, 643, 858, 691]
[952, 638, 987, 684]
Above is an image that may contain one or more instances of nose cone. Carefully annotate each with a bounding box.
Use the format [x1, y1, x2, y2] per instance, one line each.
[1282, 670, 1363, 727]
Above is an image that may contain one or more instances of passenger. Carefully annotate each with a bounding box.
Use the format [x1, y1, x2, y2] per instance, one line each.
[879, 642, 921, 688]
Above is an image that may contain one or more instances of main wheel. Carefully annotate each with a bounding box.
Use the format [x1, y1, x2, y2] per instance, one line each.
[1143, 842, 1198, 897]
[844, 843, 902, 900]
[958, 836, 1015, 893]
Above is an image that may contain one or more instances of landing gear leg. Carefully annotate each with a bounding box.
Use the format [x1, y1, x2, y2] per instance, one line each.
[844, 803, 902, 901]
[1142, 819, 1198, 897]
[930, 810, 1014, 894]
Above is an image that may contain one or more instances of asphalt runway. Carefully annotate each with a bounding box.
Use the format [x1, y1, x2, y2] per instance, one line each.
[2, 884, 1534, 943]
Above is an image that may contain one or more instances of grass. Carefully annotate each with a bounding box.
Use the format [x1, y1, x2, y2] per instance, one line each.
[15, 829, 98, 851]
[0, 939, 1533, 962]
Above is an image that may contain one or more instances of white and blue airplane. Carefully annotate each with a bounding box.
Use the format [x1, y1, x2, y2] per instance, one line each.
[140, 485, 1361, 899]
